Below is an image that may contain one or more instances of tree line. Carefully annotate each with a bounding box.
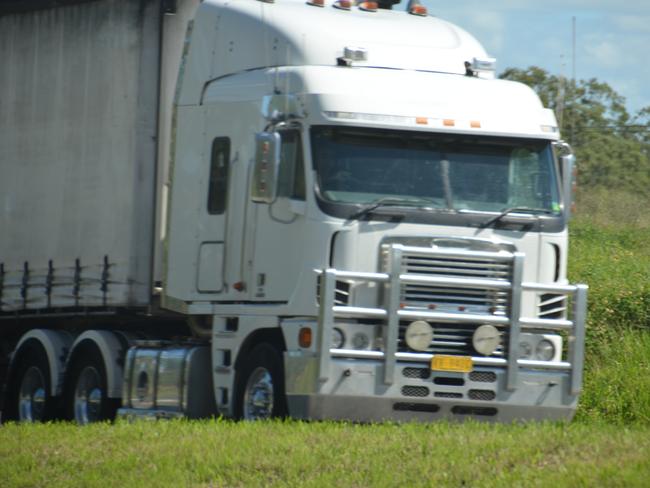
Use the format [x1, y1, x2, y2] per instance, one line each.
[500, 67, 650, 199]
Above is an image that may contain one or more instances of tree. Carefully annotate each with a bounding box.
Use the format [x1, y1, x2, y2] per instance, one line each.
[500, 67, 650, 198]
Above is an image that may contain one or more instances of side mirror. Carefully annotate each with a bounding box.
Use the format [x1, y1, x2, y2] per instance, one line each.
[252, 132, 281, 203]
[560, 153, 576, 220]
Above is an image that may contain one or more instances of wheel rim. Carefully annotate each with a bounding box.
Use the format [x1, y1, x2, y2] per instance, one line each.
[18, 366, 47, 422]
[243, 367, 274, 420]
[74, 366, 104, 425]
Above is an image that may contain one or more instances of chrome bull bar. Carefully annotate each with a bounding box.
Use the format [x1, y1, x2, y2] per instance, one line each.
[317, 244, 588, 395]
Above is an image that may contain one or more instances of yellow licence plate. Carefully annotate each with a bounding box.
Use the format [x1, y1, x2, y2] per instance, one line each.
[431, 355, 473, 373]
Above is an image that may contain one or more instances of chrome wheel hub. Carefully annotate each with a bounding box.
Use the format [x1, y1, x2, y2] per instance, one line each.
[243, 367, 274, 420]
[74, 366, 103, 424]
[18, 366, 47, 422]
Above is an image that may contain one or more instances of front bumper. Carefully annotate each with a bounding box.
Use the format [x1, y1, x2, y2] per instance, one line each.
[285, 355, 578, 422]
[301, 243, 588, 422]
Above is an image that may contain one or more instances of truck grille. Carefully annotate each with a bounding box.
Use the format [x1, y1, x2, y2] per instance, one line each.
[400, 253, 511, 315]
[386, 245, 512, 357]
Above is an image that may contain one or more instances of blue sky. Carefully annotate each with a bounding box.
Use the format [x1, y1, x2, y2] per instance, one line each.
[416, 0, 650, 115]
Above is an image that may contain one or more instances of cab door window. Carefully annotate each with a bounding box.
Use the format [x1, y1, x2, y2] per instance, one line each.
[207, 137, 230, 214]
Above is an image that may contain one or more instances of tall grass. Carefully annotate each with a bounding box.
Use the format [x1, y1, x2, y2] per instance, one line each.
[570, 193, 650, 424]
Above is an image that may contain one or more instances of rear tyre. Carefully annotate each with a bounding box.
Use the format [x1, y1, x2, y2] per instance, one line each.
[67, 350, 117, 424]
[234, 343, 288, 420]
[11, 344, 54, 422]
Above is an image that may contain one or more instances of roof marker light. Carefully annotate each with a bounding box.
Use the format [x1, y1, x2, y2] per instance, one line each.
[471, 120, 481, 128]
[333, 0, 352, 10]
[343, 46, 368, 61]
[407, 0, 427, 16]
[443, 119, 455, 127]
[416, 117, 428, 125]
[358, 1, 378, 12]
[307, 0, 325, 6]
[471, 57, 497, 73]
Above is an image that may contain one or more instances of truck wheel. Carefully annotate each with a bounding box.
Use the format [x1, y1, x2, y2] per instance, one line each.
[67, 351, 117, 424]
[13, 345, 54, 422]
[235, 343, 288, 420]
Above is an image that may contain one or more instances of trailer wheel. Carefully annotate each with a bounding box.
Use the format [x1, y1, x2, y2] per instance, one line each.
[234, 343, 288, 420]
[67, 350, 117, 424]
[12, 344, 54, 422]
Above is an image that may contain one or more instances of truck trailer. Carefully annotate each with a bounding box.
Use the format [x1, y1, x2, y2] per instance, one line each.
[0, 0, 587, 424]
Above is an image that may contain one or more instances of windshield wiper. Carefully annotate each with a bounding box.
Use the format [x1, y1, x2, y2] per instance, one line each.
[480, 207, 553, 229]
[348, 196, 436, 221]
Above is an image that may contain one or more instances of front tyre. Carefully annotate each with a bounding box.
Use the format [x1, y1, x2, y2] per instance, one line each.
[234, 343, 288, 420]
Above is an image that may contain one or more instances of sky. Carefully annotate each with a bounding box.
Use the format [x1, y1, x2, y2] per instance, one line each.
[414, 0, 650, 115]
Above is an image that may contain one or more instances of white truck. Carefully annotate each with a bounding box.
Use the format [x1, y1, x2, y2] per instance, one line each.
[0, 0, 587, 424]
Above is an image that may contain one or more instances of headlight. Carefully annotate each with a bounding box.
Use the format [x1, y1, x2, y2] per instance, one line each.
[535, 339, 555, 361]
[404, 321, 433, 351]
[331, 327, 345, 349]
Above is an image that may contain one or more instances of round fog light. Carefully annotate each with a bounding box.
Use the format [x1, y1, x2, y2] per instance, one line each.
[404, 321, 433, 351]
[536, 339, 555, 361]
[472, 324, 501, 356]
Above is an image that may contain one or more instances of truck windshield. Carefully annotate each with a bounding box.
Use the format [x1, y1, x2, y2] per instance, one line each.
[311, 126, 561, 215]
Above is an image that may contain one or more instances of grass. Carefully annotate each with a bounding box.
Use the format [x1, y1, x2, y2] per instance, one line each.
[1, 419, 650, 487]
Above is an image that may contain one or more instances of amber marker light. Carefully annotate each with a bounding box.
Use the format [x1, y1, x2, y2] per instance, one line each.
[409, 4, 427, 16]
[416, 117, 428, 125]
[470, 120, 481, 128]
[299, 327, 313, 348]
[307, 0, 325, 6]
[358, 1, 378, 12]
[443, 119, 455, 127]
[333, 0, 352, 9]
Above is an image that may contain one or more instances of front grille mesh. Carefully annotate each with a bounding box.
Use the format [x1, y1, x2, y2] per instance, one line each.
[469, 371, 497, 383]
[402, 367, 430, 379]
[468, 390, 496, 401]
[402, 386, 430, 397]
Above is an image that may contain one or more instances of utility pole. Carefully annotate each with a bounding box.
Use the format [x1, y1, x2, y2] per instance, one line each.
[570, 16, 576, 145]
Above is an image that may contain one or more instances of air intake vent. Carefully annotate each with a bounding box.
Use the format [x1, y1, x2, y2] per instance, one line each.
[538, 293, 566, 319]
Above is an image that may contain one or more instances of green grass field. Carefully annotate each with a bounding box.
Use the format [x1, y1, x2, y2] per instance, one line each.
[2, 215, 649, 487]
[2, 420, 650, 487]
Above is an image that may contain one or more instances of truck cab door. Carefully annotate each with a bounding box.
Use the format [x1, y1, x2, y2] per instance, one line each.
[196, 137, 230, 293]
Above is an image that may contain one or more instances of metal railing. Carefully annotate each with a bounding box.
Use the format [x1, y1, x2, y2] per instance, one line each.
[317, 244, 588, 395]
